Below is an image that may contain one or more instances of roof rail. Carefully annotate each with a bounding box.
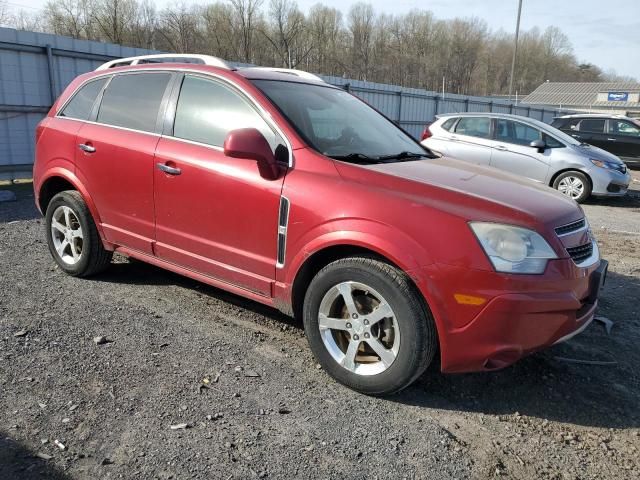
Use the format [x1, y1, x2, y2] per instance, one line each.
[241, 67, 324, 82]
[96, 54, 231, 71]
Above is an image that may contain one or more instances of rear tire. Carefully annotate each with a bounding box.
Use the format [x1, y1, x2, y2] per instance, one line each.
[553, 171, 591, 203]
[303, 257, 437, 396]
[45, 190, 112, 277]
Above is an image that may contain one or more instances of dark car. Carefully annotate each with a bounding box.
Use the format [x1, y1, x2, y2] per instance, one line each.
[551, 114, 640, 166]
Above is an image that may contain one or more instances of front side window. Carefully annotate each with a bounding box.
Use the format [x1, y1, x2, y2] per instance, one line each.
[253, 80, 427, 161]
[97, 72, 171, 132]
[608, 120, 640, 137]
[495, 119, 541, 146]
[542, 133, 564, 148]
[59, 78, 108, 120]
[579, 119, 605, 133]
[455, 117, 491, 139]
[173, 75, 281, 151]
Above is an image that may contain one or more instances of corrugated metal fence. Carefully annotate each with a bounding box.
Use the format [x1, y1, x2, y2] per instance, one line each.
[0, 26, 568, 180]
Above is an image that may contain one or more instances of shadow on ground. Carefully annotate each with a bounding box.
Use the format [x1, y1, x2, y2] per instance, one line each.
[0, 433, 70, 480]
[91, 256, 640, 431]
[0, 184, 39, 223]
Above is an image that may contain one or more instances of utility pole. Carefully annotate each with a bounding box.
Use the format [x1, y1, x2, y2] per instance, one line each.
[508, 0, 523, 101]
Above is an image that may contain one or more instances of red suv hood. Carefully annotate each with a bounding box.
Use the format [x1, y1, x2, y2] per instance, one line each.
[338, 156, 583, 229]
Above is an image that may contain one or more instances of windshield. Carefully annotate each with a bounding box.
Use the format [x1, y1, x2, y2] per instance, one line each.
[252, 80, 431, 162]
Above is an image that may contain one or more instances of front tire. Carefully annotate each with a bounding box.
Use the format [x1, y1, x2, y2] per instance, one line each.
[303, 257, 437, 395]
[45, 191, 112, 277]
[553, 171, 591, 203]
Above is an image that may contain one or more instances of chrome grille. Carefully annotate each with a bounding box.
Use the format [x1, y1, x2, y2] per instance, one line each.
[555, 218, 586, 236]
[566, 242, 593, 264]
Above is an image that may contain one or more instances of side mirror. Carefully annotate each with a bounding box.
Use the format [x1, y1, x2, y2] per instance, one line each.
[530, 139, 547, 153]
[223, 128, 281, 180]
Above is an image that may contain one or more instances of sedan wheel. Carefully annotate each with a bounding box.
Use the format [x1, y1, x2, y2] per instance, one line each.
[552, 171, 591, 203]
[557, 176, 584, 200]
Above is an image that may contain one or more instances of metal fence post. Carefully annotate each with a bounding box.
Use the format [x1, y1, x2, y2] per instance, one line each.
[434, 95, 440, 116]
[527, 106, 531, 117]
[488, 101, 493, 113]
[464, 98, 469, 112]
[45, 44, 57, 103]
[397, 90, 403, 126]
[343, 83, 351, 93]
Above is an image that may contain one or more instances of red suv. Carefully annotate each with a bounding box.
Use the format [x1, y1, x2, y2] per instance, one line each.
[33, 55, 607, 395]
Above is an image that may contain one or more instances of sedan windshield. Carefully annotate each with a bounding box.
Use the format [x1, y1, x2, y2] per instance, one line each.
[252, 80, 431, 162]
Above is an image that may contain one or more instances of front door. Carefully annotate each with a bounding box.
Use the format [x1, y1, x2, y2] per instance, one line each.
[489, 118, 550, 183]
[153, 74, 288, 296]
[75, 71, 173, 253]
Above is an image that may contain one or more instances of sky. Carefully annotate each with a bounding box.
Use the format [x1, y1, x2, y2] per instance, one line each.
[6, 0, 640, 79]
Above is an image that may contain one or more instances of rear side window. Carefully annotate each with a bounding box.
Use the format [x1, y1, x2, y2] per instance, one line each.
[97, 73, 171, 132]
[579, 119, 605, 133]
[553, 118, 580, 130]
[59, 78, 108, 120]
[455, 117, 491, 138]
[172, 75, 281, 151]
[441, 117, 457, 132]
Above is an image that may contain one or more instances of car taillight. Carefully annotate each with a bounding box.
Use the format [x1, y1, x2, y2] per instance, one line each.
[420, 126, 433, 141]
[35, 121, 46, 144]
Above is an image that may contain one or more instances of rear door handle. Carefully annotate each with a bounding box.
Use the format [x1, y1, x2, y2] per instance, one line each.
[607, 138, 616, 141]
[493, 145, 508, 151]
[156, 162, 181, 176]
[78, 143, 96, 153]
[448, 135, 459, 141]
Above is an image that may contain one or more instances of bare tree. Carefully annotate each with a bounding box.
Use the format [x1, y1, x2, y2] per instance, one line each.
[3, 0, 628, 94]
[228, 0, 263, 64]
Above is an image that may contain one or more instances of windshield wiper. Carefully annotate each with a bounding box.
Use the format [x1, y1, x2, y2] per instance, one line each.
[376, 151, 426, 162]
[328, 153, 380, 164]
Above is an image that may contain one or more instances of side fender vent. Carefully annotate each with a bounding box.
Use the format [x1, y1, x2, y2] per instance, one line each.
[277, 196, 290, 267]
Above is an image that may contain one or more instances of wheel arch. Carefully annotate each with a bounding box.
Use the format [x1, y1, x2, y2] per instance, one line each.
[549, 168, 592, 190]
[37, 169, 109, 247]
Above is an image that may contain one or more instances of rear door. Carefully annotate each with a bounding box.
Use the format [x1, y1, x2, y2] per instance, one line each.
[489, 118, 550, 183]
[75, 71, 173, 253]
[444, 116, 493, 165]
[577, 118, 608, 150]
[606, 119, 640, 161]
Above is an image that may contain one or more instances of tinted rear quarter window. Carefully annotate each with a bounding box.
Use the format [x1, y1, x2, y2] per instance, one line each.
[59, 78, 108, 120]
[97, 73, 171, 132]
[441, 117, 457, 132]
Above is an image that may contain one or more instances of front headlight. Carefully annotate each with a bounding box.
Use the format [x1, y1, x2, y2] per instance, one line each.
[590, 159, 618, 170]
[470, 222, 558, 274]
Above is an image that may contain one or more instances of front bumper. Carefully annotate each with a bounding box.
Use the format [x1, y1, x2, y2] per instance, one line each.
[590, 167, 631, 196]
[427, 258, 607, 373]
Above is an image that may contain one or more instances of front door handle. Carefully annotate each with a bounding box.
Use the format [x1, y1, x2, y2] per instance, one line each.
[493, 145, 508, 151]
[78, 143, 96, 153]
[157, 162, 181, 175]
[607, 138, 616, 141]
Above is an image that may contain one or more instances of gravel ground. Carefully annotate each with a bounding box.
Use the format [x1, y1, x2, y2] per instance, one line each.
[1, 187, 639, 480]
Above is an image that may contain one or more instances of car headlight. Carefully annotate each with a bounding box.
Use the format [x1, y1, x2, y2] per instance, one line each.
[470, 222, 558, 274]
[590, 159, 618, 170]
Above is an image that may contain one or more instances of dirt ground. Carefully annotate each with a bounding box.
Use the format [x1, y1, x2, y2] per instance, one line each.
[1, 186, 639, 480]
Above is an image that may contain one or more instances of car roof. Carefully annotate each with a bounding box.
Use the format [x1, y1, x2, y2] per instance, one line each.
[555, 113, 633, 120]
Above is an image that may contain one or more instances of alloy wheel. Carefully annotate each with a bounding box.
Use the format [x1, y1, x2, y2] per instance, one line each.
[318, 281, 400, 376]
[50, 205, 84, 265]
